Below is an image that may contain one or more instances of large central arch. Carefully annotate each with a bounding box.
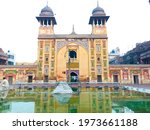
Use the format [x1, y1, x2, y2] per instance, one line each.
[56, 42, 89, 81]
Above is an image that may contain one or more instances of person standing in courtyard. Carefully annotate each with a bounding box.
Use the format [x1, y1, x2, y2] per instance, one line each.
[0, 77, 9, 99]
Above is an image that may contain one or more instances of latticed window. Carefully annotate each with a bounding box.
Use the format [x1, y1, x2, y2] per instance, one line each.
[45, 45, 49, 52]
[97, 65, 101, 74]
[45, 56, 49, 63]
[97, 56, 101, 62]
[44, 66, 49, 75]
[96, 44, 100, 52]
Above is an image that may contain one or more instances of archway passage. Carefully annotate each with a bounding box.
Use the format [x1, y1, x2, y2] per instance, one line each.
[8, 76, 13, 85]
[28, 76, 33, 83]
[70, 72, 78, 82]
[113, 75, 119, 83]
[133, 75, 139, 84]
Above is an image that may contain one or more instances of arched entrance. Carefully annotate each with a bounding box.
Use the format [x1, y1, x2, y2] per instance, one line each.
[28, 75, 33, 83]
[70, 72, 78, 82]
[133, 75, 139, 84]
[57, 42, 89, 82]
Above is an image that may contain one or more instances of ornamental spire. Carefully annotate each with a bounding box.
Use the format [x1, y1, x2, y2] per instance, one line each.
[71, 24, 76, 34]
[46, 0, 48, 6]
[97, 0, 99, 7]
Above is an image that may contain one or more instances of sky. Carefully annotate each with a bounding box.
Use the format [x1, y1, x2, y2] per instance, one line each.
[0, 0, 150, 63]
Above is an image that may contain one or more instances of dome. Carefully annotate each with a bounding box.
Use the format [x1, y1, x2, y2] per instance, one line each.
[92, 2, 106, 16]
[40, 5, 54, 17]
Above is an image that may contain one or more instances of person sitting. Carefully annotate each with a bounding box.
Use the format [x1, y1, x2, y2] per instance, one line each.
[0, 77, 9, 99]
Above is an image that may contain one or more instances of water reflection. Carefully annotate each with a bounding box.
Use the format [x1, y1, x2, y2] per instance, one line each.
[113, 100, 150, 113]
[0, 100, 34, 113]
[52, 93, 72, 104]
[0, 87, 150, 113]
[0, 100, 11, 113]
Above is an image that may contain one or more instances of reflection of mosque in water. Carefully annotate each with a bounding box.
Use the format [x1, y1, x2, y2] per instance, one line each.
[34, 88, 112, 113]
[34, 88, 150, 113]
[1, 88, 150, 113]
[0, 100, 11, 113]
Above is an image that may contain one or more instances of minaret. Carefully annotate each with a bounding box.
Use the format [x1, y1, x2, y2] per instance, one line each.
[89, 1, 109, 34]
[36, 3, 57, 81]
[88, 1, 110, 82]
[36, 3, 57, 34]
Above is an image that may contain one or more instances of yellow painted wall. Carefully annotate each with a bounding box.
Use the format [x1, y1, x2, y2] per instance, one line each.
[57, 46, 67, 81]
[79, 46, 89, 81]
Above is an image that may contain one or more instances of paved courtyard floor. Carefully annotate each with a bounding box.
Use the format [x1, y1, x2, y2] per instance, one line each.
[123, 84, 150, 90]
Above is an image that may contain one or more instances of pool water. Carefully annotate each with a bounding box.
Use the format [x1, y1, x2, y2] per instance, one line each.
[0, 87, 150, 113]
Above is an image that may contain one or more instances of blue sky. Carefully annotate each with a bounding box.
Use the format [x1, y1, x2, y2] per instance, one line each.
[0, 0, 150, 62]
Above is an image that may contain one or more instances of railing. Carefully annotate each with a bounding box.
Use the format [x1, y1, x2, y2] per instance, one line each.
[9, 82, 120, 89]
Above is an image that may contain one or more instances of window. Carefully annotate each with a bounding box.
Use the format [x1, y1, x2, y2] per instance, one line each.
[96, 44, 100, 52]
[45, 57, 49, 62]
[8, 55, 14, 59]
[44, 20, 47, 25]
[97, 65, 101, 74]
[44, 66, 49, 75]
[44, 76, 49, 82]
[97, 55, 100, 62]
[45, 45, 49, 52]
[8, 61, 14, 65]
[69, 50, 77, 58]
[97, 75, 102, 82]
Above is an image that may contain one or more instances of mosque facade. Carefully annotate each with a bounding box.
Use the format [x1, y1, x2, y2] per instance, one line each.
[36, 2, 110, 82]
[0, 3, 150, 85]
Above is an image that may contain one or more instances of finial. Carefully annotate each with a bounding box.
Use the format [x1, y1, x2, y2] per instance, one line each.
[71, 24, 76, 34]
[72, 24, 75, 32]
[97, 0, 99, 7]
[46, 0, 48, 6]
